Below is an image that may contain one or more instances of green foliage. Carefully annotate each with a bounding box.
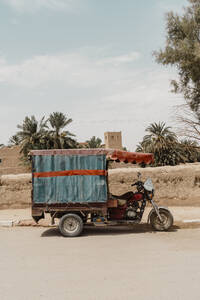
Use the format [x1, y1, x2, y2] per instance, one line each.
[85, 136, 102, 148]
[16, 116, 49, 157]
[9, 134, 22, 146]
[48, 112, 76, 149]
[13, 112, 77, 160]
[178, 139, 200, 162]
[136, 142, 145, 153]
[136, 122, 200, 166]
[154, 0, 200, 112]
[136, 122, 180, 166]
[49, 112, 72, 135]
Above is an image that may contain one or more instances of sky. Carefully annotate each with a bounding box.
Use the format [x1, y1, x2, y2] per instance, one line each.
[0, 0, 188, 150]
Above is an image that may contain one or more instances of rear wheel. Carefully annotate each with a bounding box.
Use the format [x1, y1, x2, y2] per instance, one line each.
[59, 213, 83, 237]
[150, 208, 173, 231]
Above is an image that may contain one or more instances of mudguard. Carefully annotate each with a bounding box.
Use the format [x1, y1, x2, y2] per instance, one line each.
[147, 206, 172, 224]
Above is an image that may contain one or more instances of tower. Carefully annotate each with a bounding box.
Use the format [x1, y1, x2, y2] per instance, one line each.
[104, 131, 122, 150]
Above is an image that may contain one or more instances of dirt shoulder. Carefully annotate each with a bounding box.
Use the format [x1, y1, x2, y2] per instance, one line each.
[1, 207, 200, 229]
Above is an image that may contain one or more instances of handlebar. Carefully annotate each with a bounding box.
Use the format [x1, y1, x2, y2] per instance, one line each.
[131, 181, 143, 187]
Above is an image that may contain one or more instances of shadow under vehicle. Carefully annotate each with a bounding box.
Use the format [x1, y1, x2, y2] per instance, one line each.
[30, 149, 173, 237]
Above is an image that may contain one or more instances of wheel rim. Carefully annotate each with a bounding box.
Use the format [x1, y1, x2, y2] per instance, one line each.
[154, 213, 170, 230]
[63, 217, 79, 233]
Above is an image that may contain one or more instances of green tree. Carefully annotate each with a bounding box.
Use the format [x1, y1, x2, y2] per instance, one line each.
[48, 112, 76, 149]
[137, 122, 200, 166]
[16, 116, 48, 157]
[9, 134, 21, 146]
[11, 112, 77, 162]
[136, 142, 145, 153]
[137, 122, 184, 166]
[154, 0, 200, 112]
[178, 139, 200, 162]
[142, 122, 177, 149]
[86, 136, 102, 148]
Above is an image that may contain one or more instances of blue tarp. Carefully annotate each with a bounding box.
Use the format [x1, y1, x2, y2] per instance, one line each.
[32, 154, 107, 203]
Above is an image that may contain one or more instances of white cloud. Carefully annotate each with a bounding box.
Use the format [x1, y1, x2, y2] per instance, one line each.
[0, 57, 6, 65]
[0, 51, 141, 88]
[98, 52, 141, 66]
[1, 0, 81, 13]
[0, 49, 181, 149]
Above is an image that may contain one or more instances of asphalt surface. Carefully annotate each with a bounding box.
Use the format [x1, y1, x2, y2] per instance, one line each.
[0, 225, 200, 300]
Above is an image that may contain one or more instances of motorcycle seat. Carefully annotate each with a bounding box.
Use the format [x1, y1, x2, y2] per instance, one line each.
[111, 191, 134, 201]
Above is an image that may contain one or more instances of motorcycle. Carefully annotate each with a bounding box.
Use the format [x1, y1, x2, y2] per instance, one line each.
[109, 172, 174, 231]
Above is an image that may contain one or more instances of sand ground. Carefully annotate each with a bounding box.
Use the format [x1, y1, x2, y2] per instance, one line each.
[0, 225, 200, 300]
[1, 207, 200, 299]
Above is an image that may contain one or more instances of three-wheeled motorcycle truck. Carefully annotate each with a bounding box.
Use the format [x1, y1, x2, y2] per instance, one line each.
[30, 149, 173, 237]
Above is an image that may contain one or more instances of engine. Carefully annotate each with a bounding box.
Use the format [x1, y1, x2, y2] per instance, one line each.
[108, 193, 143, 221]
[125, 201, 139, 220]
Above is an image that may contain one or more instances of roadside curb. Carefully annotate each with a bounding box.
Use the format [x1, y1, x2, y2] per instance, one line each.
[0, 220, 15, 227]
[0, 219, 35, 227]
[0, 217, 55, 227]
[1, 218, 200, 228]
[183, 219, 200, 223]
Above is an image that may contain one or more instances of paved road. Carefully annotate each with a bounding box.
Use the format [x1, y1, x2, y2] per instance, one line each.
[0, 226, 200, 300]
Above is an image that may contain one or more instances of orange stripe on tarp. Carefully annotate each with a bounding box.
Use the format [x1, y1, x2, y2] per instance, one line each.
[33, 170, 108, 178]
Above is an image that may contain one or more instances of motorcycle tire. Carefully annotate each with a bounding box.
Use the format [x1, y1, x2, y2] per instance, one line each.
[150, 208, 173, 231]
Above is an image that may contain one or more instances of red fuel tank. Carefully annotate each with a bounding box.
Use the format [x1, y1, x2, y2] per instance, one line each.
[132, 192, 143, 201]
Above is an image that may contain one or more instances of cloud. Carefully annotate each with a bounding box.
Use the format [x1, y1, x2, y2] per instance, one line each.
[0, 49, 181, 149]
[98, 52, 141, 66]
[0, 51, 141, 88]
[0, 57, 6, 65]
[1, 0, 81, 13]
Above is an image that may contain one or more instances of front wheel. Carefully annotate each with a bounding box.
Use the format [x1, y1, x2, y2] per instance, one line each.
[59, 213, 83, 237]
[150, 208, 173, 231]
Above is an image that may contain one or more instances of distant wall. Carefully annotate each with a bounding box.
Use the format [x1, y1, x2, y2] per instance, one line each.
[109, 163, 200, 206]
[0, 146, 30, 175]
[0, 174, 32, 209]
[0, 163, 200, 209]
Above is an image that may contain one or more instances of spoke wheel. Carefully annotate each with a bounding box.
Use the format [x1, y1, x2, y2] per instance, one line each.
[150, 208, 173, 231]
[59, 214, 83, 237]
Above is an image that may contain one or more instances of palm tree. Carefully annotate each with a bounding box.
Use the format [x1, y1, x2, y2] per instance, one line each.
[86, 136, 102, 148]
[142, 122, 177, 150]
[16, 115, 48, 157]
[136, 142, 145, 153]
[137, 122, 182, 166]
[9, 134, 21, 146]
[179, 139, 200, 162]
[48, 112, 76, 149]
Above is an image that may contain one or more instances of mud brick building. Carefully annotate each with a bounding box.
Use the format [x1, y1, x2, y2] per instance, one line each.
[104, 132, 122, 150]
